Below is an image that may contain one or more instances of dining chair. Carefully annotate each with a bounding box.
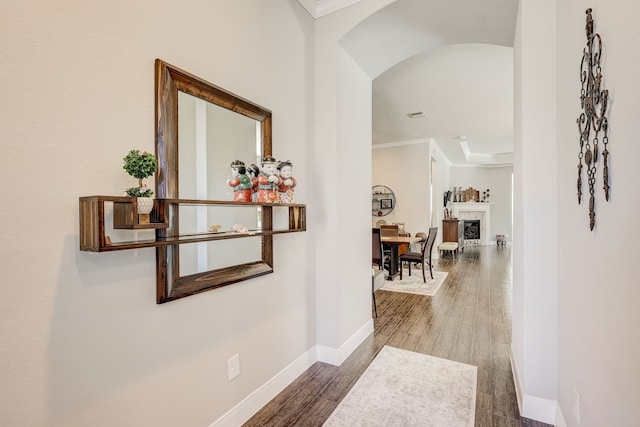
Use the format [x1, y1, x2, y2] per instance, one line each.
[379, 224, 401, 271]
[414, 231, 428, 242]
[380, 224, 399, 237]
[372, 227, 389, 270]
[399, 227, 438, 282]
[409, 231, 427, 261]
[372, 268, 385, 317]
[397, 231, 411, 258]
[372, 227, 390, 317]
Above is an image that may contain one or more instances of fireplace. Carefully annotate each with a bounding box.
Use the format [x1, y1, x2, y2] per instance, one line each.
[464, 220, 481, 240]
[451, 202, 492, 245]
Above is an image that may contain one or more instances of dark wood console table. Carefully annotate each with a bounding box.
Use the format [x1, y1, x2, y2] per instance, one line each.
[442, 219, 464, 253]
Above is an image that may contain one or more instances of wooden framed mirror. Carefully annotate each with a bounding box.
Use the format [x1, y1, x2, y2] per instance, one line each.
[155, 59, 274, 303]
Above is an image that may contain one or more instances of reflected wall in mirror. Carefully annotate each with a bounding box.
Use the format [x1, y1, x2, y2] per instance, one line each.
[177, 92, 263, 277]
[177, 91, 262, 201]
[155, 59, 273, 303]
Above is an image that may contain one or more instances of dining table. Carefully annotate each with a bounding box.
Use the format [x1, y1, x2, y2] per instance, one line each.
[381, 235, 420, 280]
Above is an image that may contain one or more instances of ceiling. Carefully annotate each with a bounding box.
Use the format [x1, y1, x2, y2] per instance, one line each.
[299, 0, 519, 166]
[372, 43, 514, 165]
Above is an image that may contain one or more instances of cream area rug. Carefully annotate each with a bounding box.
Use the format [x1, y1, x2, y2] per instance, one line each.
[380, 269, 448, 296]
[323, 346, 477, 427]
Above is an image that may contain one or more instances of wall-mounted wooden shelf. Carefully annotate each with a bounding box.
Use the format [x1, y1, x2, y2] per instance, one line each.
[79, 196, 306, 252]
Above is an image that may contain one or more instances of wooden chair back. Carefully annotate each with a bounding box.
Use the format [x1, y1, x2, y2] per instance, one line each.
[422, 227, 439, 261]
[380, 224, 399, 237]
[372, 228, 385, 269]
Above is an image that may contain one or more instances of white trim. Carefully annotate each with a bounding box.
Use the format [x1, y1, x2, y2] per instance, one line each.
[459, 140, 514, 164]
[297, 0, 363, 19]
[510, 344, 524, 413]
[555, 405, 568, 427]
[209, 347, 318, 427]
[510, 344, 558, 425]
[317, 318, 374, 365]
[448, 162, 514, 168]
[209, 319, 373, 426]
[372, 138, 431, 150]
[523, 394, 557, 425]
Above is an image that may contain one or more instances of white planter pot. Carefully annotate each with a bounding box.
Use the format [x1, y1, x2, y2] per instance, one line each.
[137, 197, 154, 215]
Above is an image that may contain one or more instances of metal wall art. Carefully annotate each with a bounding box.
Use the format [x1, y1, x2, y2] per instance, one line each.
[577, 8, 611, 231]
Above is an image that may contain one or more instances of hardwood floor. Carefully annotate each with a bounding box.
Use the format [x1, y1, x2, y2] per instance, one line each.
[244, 246, 551, 427]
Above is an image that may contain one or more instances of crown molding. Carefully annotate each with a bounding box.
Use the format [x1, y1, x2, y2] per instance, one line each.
[297, 0, 363, 19]
[459, 141, 513, 165]
[372, 138, 432, 150]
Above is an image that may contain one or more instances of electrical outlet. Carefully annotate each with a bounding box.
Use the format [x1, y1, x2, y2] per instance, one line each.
[573, 387, 581, 424]
[227, 354, 240, 381]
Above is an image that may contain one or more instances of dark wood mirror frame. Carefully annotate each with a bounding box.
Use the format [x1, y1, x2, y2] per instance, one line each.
[155, 59, 274, 303]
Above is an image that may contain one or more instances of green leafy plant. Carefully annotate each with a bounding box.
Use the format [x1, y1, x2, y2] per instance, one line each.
[125, 183, 154, 197]
[122, 149, 158, 197]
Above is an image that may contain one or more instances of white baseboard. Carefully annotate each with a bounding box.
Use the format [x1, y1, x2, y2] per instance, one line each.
[317, 318, 374, 366]
[522, 394, 558, 425]
[209, 347, 318, 427]
[510, 345, 524, 412]
[210, 318, 373, 426]
[555, 405, 568, 427]
[509, 344, 558, 425]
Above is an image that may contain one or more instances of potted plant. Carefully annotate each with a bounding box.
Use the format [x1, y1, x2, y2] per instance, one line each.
[122, 149, 158, 220]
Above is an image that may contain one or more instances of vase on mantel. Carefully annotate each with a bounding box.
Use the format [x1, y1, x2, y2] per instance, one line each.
[137, 197, 154, 224]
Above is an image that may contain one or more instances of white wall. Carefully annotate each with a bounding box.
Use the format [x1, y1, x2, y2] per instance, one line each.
[515, 3, 640, 425]
[371, 140, 452, 244]
[513, 0, 559, 423]
[450, 166, 513, 243]
[556, 1, 640, 426]
[312, 0, 395, 361]
[9, 1, 639, 426]
[430, 141, 452, 240]
[336, 47, 374, 348]
[0, 1, 315, 426]
[372, 142, 431, 234]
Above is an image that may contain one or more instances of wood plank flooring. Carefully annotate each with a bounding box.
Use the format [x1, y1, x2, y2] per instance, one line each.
[244, 246, 551, 427]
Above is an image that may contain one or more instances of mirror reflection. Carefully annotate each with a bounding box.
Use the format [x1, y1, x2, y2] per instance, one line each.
[155, 59, 274, 303]
[177, 91, 262, 201]
[179, 236, 263, 277]
[177, 92, 263, 275]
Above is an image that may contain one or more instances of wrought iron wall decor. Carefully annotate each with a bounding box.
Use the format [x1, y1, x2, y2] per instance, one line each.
[577, 8, 611, 231]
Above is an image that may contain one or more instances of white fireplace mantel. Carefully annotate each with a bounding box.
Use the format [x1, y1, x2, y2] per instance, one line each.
[451, 202, 493, 245]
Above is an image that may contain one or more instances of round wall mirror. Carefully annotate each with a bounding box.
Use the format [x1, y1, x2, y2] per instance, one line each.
[372, 185, 396, 217]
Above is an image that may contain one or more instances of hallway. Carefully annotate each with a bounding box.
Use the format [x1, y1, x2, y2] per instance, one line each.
[244, 246, 550, 426]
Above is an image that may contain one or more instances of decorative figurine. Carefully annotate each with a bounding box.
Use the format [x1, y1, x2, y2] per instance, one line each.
[247, 163, 260, 202]
[482, 189, 490, 203]
[226, 160, 252, 202]
[257, 156, 280, 203]
[277, 160, 296, 203]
